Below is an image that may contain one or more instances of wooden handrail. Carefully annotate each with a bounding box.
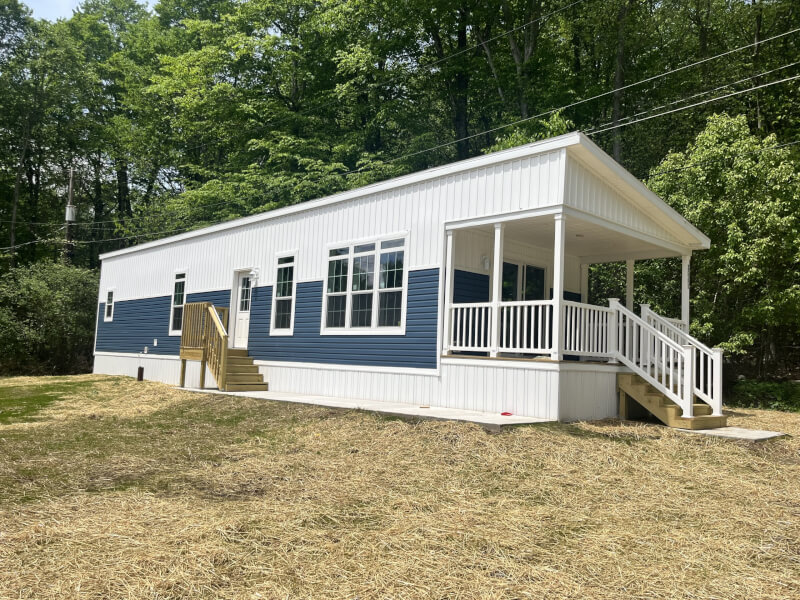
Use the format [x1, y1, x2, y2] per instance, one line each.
[179, 302, 229, 391]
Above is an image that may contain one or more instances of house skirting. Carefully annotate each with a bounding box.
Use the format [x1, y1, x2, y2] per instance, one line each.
[93, 352, 625, 422]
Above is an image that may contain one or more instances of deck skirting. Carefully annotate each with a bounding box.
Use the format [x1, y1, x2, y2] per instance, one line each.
[94, 352, 624, 422]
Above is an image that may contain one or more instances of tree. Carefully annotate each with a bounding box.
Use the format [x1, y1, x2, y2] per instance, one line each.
[644, 113, 800, 376]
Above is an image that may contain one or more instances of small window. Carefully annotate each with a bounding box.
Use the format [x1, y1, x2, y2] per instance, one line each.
[238, 276, 252, 312]
[271, 255, 295, 334]
[326, 254, 348, 328]
[378, 247, 404, 327]
[104, 291, 114, 322]
[170, 273, 186, 334]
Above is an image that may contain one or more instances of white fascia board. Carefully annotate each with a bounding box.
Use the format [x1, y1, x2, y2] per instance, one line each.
[99, 133, 582, 261]
[571, 133, 711, 250]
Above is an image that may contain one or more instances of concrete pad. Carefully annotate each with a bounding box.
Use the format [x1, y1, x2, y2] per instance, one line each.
[185, 388, 552, 430]
[677, 426, 787, 441]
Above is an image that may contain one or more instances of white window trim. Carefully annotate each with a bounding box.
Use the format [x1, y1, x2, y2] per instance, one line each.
[168, 272, 187, 336]
[103, 289, 115, 322]
[320, 234, 408, 336]
[270, 250, 298, 336]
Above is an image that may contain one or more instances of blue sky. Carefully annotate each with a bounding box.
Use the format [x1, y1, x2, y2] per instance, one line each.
[25, 0, 153, 21]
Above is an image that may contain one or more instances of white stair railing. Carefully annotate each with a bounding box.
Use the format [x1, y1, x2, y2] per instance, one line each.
[609, 299, 695, 418]
[641, 305, 723, 416]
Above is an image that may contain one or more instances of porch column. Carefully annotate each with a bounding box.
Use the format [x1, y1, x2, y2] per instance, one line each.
[580, 263, 589, 304]
[490, 223, 504, 357]
[681, 254, 691, 325]
[551, 213, 566, 361]
[442, 230, 455, 354]
[626, 259, 634, 311]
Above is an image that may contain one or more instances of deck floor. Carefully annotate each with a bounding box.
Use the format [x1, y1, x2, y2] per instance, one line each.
[184, 388, 553, 430]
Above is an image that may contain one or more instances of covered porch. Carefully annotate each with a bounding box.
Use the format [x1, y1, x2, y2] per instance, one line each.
[441, 207, 724, 419]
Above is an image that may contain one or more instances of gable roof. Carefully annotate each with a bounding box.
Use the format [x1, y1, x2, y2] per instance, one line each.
[100, 132, 708, 260]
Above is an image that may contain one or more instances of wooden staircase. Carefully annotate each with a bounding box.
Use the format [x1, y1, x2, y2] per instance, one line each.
[224, 349, 269, 392]
[618, 373, 726, 430]
[178, 302, 268, 392]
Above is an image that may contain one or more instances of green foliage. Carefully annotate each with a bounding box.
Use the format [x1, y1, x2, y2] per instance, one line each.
[0, 0, 799, 376]
[644, 114, 800, 373]
[483, 112, 575, 154]
[726, 380, 800, 413]
[0, 262, 99, 374]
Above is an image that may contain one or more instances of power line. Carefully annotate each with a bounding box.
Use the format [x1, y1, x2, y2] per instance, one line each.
[584, 74, 800, 137]
[642, 139, 800, 179]
[595, 61, 800, 130]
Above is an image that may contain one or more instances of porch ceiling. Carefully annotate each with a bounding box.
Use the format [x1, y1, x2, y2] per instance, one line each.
[470, 214, 685, 263]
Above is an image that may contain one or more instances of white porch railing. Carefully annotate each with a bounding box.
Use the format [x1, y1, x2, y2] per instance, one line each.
[498, 300, 553, 354]
[449, 302, 493, 352]
[445, 298, 723, 418]
[562, 300, 614, 357]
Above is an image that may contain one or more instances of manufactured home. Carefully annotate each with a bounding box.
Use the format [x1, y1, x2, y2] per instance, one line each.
[94, 132, 726, 429]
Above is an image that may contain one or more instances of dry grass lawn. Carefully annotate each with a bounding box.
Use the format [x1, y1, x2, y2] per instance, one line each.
[0, 375, 798, 599]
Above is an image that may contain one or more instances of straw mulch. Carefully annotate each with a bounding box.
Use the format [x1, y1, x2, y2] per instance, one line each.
[0, 375, 798, 599]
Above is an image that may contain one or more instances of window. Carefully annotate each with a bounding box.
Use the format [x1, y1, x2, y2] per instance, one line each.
[104, 290, 114, 322]
[239, 276, 252, 312]
[271, 255, 296, 334]
[323, 236, 406, 333]
[170, 273, 186, 334]
[326, 248, 349, 328]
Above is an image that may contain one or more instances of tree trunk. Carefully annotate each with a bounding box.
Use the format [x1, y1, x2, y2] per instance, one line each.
[453, 9, 470, 160]
[612, 1, 631, 163]
[9, 135, 30, 268]
[752, 0, 763, 130]
[116, 160, 131, 219]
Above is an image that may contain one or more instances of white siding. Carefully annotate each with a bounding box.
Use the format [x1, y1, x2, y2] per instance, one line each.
[557, 363, 622, 421]
[564, 157, 682, 247]
[100, 149, 566, 302]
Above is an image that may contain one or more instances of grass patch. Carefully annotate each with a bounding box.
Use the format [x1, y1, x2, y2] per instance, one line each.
[0, 378, 99, 424]
[0, 375, 798, 599]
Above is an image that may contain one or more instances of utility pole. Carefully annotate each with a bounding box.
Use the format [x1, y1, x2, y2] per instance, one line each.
[64, 168, 76, 265]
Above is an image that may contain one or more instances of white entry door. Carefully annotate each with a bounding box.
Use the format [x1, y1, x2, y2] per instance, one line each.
[233, 273, 252, 348]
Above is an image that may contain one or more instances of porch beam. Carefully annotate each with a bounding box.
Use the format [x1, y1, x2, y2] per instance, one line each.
[442, 230, 455, 354]
[681, 254, 691, 325]
[490, 223, 504, 357]
[551, 213, 566, 361]
[626, 259, 634, 311]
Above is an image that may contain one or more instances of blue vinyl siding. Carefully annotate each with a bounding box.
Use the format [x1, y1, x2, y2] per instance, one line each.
[96, 289, 231, 356]
[96, 296, 179, 355]
[95, 271, 439, 369]
[453, 269, 490, 303]
[247, 268, 439, 369]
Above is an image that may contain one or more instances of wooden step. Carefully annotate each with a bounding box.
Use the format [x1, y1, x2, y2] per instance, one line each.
[228, 349, 249, 357]
[227, 356, 255, 366]
[226, 364, 259, 374]
[618, 373, 726, 430]
[225, 373, 265, 384]
[225, 382, 269, 392]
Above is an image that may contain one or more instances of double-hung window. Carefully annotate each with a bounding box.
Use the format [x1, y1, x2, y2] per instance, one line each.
[323, 236, 406, 333]
[271, 254, 296, 334]
[170, 273, 186, 334]
[104, 291, 114, 322]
